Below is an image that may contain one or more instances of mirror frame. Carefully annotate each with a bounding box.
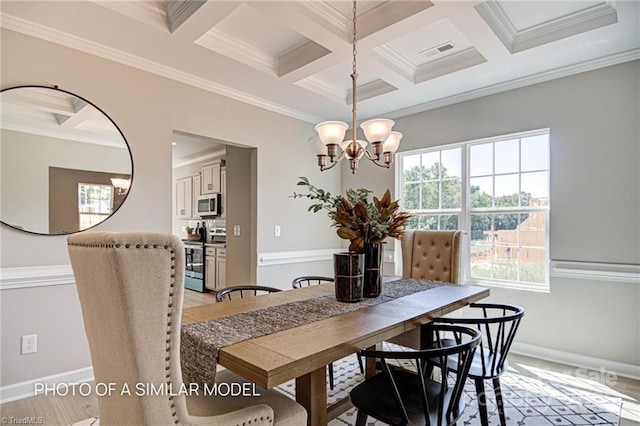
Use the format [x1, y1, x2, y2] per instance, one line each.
[0, 84, 134, 236]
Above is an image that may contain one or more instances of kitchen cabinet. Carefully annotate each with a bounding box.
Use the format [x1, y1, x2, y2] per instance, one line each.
[201, 162, 221, 195]
[192, 174, 201, 217]
[175, 176, 192, 219]
[220, 166, 226, 217]
[205, 245, 226, 290]
[175, 174, 201, 219]
[205, 246, 216, 291]
[216, 248, 226, 289]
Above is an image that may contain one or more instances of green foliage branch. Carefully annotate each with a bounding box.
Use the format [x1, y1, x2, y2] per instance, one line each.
[291, 177, 412, 252]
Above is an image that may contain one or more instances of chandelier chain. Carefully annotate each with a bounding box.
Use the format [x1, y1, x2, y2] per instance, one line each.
[352, 0, 357, 76]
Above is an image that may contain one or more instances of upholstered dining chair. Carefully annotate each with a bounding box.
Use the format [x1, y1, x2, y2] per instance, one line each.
[401, 229, 464, 283]
[216, 285, 281, 302]
[67, 232, 307, 426]
[388, 229, 465, 350]
[432, 303, 524, 426]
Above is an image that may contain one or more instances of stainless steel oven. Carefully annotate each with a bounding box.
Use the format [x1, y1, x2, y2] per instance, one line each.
[183, 241, 206, 292]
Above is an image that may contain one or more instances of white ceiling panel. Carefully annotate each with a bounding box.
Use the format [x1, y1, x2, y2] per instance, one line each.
[1, 0, 638, 123]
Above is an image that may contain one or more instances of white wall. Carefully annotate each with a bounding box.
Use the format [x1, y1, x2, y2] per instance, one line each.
[1, 129, 130, 233]
[344, 60, 640, 370]
[0, 29, 341, 392]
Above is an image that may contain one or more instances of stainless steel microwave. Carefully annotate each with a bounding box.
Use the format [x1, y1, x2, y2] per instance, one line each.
[196, 193, 222, 217]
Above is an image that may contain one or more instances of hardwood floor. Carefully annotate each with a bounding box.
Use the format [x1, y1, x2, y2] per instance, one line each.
[1, 287, 638, 426]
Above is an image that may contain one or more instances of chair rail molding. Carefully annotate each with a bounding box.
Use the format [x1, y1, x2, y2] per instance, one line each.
[0, 265, 75, 290]
[257, 248, 343, 267]
[550, 260, 640, 284]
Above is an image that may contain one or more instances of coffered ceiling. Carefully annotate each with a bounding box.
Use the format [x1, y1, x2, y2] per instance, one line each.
[1, 1, 638, 124]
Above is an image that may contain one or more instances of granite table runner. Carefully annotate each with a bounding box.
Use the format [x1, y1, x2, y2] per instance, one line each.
[181, 279, 445, 385]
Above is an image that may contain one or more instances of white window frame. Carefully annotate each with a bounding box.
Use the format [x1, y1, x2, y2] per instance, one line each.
[78, 183, 114, 230]
[395, 128, 550, 292]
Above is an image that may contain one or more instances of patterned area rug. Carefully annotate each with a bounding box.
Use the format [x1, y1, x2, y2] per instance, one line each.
[277, 353, 621, 426]
[73, 353, 621, 426]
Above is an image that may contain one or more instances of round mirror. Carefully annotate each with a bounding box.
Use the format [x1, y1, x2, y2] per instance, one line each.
[1, 85, 133, 235]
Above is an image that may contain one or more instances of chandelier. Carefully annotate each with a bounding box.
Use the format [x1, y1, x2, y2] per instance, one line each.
[310, 0, 402, 174]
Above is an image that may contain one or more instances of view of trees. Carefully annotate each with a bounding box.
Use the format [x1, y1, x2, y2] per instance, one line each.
[402, 163, 531, 239]
[402, 163, 545, 284]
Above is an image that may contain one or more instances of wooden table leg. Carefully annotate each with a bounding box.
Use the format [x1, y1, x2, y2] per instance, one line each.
[296, 366, 327, 426]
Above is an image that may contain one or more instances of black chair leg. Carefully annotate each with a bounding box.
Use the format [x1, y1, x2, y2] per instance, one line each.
[328, 363, 334, 390]
[493, 377, 506, 426]
[475, 378, 489, 426]
[355, 410, 368, 426]
[356, 352, 364, 374]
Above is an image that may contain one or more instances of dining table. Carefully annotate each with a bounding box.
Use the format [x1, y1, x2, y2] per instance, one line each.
[181, 279, 489, 426]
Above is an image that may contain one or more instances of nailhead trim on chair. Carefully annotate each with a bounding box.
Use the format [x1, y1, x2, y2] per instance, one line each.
[68, 240, 181, 424]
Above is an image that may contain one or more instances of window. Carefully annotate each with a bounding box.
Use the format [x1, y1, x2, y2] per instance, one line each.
[78, 183, 113, 230]
[397, 129, 550, 290]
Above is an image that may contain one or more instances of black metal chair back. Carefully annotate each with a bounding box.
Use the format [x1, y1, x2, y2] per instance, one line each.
[215, 285, 281, 302]
[291, 275, 334, 288]
[351, 324, 480, 426]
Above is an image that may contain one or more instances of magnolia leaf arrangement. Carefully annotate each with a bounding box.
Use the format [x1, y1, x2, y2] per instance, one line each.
[291, 177, 412, 252]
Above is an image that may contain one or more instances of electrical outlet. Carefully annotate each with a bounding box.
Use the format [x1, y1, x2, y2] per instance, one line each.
[233, 225, 241, 237]
[274, 225, 281, 237]
[21, 334, 37, 354]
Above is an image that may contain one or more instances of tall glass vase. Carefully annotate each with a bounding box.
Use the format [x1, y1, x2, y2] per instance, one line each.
[334, 252, 364, 302]
[363, 242, 383, 297]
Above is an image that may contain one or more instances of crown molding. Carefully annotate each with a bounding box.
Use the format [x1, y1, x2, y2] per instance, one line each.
[0, 13, 321, 124]
[196, 29, 275, 76]
[414, 48, 487, 84]
[476, 1, 619, 53]
[276, 40, 332, 77]
[373, 44, 415, 82]
[299, 1, 349, 36]
[92, 1, 168, 32]
[347, 79, 397, 104]
[165, 0, 205, 33]
[385, 48, 640, 120]
[295, 76, 345, 104]
[172, 148, 226, 169]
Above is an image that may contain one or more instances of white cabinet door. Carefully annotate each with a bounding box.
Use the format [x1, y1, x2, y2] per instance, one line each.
[175, 177, 192, 219]
[205, 255, 216, 291]
[216, 248, 226, 289]
[220, 167, 226, 217]
[191, 174, 201, 218]
[201, 162, 221, 195]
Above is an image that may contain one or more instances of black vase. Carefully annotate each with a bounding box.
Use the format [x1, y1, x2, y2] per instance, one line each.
[363, 242, 383, 297]
[333, 252, 364, 302]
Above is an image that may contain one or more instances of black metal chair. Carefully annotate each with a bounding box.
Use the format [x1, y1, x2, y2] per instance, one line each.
[291, 275, 334, 288]
[215, 285, 281, 302]
[431, 303, 525, 426]
[350, 323, 481, 426]
[291, 275, 364, 389]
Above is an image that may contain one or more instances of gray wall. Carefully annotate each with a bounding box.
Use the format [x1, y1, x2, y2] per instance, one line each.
[0, 29, 340, 389]
[344, 60, 640, 368]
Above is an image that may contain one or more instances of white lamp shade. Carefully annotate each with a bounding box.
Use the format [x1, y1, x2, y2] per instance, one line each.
[382, 131, 402, 153]
[360, 118, 394, 143]
[308, 136, 327, 156]
[315, 121, 348, 145]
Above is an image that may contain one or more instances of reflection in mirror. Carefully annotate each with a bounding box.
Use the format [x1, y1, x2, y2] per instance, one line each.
[0, 85, 133, 235]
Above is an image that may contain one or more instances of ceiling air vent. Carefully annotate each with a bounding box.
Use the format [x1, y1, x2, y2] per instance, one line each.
[420, 41, 455, 58]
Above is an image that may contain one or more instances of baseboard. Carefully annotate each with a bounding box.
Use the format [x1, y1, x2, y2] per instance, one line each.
[511, 342, 640, 381]
[0, 367, 94, 404]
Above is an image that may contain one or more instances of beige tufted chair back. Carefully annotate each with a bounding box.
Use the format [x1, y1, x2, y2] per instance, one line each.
[401, 230, 464, 283]
[68, 232, 306, 425]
